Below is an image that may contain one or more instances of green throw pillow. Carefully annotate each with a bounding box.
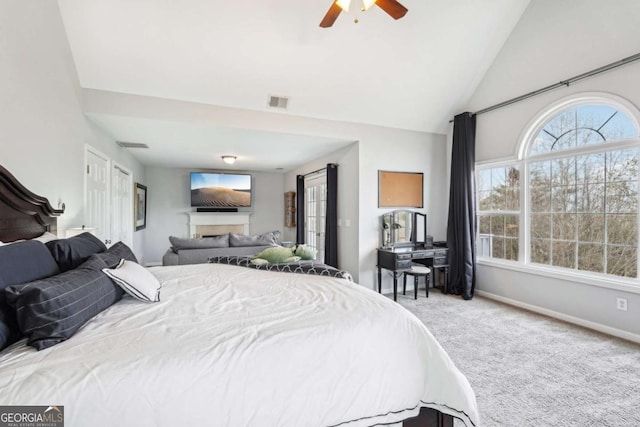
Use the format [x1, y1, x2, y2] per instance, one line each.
[294, 244, 317, 260]
[250, 255, 301, 265]
[251, 246, 295, 264]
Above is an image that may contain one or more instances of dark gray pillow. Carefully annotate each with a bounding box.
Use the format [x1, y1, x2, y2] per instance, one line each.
[5, 254, 124, 351]
[46, 232, 107, 272]
[0, 240, 60, 288]
[169, 234, 229, 252]
[0, 240, 61, 351]
[229, 231, 280, 247]
[96, 242, 139, 268]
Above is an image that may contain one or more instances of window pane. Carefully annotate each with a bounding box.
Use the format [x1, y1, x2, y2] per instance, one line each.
[577, 183, 605, 213]
[492, 237, 505, 259]
[577, 214, 604, 243]
[576, 153, 605, 183]
[606, 181, 638, 213]
[606, 246, 637, 278]
[600, 110, 639, 141]
[551, 186, 576, 212]
[542, 108, 577, 151]
[506, 188, 520, 211]
[477, 169, 492, 192]
[505, 238, 518, 261]
[530, 239, 550, 264]
[607, 214, 638, 245]
[531, 186, 551, 212]
[505, 215, 519, 237]
[490, 215, 504, 236]
[478, 190, 492, 211]
[477, 233, 492, 257]
[530, 161, 551, 186]
[552, 213, 576, 240]
[530, 214, 551, 239]
[551, 158, 576, 186]
[529, 132, 556, 155]
[577, 243, 604, 273]
[552, 241, 576, 269]
[607, 149, 638, 182]
[576, 128, 605, 147]
[478, 215, 490, 234]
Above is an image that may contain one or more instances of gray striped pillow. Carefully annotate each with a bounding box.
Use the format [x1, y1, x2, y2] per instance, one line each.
[5, 255, 124, 350]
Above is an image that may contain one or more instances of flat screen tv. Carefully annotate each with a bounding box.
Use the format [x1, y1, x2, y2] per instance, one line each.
[190, 172, 252, 208]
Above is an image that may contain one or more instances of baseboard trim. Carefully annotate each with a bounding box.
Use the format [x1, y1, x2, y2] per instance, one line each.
[476, 290, 640, 345]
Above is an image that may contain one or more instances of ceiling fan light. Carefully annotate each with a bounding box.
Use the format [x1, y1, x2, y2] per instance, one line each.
[336, 0, 351, 12]
[221, 155, 237, 165]
[361, 0, 376, 10]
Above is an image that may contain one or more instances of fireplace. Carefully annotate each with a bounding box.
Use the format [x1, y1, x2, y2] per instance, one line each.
[187, 212, 251, 238]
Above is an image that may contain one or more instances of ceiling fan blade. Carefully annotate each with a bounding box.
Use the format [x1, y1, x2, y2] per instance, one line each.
[375, 0, 408, 20]
[320, 2, 343, 28]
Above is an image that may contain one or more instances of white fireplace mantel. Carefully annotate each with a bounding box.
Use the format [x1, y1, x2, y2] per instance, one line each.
[187, 212, 251, 238]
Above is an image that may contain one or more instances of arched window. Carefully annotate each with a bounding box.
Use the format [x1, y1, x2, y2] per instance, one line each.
[477, 95, 640, 280]
[525, 100, 640, 277]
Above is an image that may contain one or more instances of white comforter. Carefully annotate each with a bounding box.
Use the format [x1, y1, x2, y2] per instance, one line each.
[0, 263, 478, 427]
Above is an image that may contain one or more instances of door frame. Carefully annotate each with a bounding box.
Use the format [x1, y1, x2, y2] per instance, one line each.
[84, 145, 111, 244]
[112, 161, 134, 248]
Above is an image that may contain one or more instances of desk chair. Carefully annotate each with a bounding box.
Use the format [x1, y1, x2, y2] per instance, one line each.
[403, 266, 431, 299]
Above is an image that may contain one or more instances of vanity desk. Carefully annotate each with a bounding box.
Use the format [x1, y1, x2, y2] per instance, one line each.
[377, 246, 449, 301]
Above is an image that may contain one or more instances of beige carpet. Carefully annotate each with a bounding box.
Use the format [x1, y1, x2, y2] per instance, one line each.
[396, 292, 640, 427]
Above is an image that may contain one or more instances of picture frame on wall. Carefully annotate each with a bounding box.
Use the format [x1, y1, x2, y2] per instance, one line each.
[134, 183, 147, 231]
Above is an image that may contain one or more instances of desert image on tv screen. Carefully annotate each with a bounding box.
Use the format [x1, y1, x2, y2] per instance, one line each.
[191, 173, 251, 207]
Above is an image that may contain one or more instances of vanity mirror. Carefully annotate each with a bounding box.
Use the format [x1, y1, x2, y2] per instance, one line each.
[381, 210, 414, 249]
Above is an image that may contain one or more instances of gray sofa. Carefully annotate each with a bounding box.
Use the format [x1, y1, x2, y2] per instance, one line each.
[162, 231, 280, 266]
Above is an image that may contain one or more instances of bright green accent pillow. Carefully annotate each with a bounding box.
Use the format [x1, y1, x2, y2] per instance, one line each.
[251, 246, 295, 264]
[294, 244, 317, 260]
[250, 258, 270, 266]
[283, 256, 302, 263]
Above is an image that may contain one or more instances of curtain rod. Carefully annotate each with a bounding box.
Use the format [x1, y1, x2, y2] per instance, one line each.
[301, 167, 327, 177]
[449, 52, 640, 123]
[300, 163, 338, 178]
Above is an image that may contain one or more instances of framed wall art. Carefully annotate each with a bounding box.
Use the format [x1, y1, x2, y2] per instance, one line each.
[134, 182, 147, 231]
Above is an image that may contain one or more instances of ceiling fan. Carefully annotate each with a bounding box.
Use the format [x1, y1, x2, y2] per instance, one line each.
[320, 0, 408, 28]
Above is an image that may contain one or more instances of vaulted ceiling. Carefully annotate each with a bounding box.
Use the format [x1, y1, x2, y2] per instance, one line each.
[57, 0, 530, 168]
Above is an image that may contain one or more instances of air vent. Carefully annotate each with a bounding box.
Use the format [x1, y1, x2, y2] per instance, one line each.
[116, 141, 149, 149]
[268, 95, 289, 110]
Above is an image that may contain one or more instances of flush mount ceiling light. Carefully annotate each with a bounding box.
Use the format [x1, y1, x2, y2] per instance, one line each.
[221, 155, 237, 165]
[320, 0, 408, 27]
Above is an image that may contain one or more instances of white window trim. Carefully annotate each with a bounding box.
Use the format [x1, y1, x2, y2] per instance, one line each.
[477, 92, 640, 289]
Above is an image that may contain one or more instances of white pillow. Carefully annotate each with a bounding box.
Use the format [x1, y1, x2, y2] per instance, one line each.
[102, 259, 161, 302]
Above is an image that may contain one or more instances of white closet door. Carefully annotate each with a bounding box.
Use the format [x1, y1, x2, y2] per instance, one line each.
[111, 164, 133, 248]
[85, 148, 110, 245]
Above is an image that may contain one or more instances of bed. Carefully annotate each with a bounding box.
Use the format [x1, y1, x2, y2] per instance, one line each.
[0, 164, 479, 427]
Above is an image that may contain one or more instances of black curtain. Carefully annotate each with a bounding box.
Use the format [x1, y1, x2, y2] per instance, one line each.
[446, 112, 477, 300]
[324, 164, 338, 268]
[296, 175, 305, 244]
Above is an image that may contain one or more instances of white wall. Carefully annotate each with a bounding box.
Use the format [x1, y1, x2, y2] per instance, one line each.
[283, 143, 360, 281]
[143, 167, 284, 264]
[83, 90, 450, 288]
[465, 0, 640, 338]
[0, 1, 146, 258]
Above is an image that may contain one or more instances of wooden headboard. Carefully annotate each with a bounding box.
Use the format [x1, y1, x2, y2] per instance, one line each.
[0, 164, 64, 242]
